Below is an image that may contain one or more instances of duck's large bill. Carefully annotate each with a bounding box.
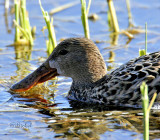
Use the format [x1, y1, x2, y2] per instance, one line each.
[10, 62, 58, 92]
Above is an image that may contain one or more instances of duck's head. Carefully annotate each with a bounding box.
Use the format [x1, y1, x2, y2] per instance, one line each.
[11, 38, 107, 92]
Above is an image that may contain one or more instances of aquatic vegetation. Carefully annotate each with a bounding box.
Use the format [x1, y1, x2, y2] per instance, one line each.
[107, 0, 119, 33]
[139, 23, 147, 56]
[80, 0, 91, 39]
[49, 1, 79, 15]
[140, 82, 157, 140]
[126, 0, 134, 28]
[14, 0, 19, 42]
[139, 24, 157, 140]
[14, 0, 34, 46]
[39, 0, 57, 55]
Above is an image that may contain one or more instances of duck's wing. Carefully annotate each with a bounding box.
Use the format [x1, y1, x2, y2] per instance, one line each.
[103, 51, 160, 106]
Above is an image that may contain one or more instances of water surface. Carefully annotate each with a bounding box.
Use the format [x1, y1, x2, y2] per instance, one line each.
[0, 0, 160, 139]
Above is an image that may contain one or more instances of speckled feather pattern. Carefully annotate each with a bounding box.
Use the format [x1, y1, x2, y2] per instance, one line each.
[68, 52, 160, 107]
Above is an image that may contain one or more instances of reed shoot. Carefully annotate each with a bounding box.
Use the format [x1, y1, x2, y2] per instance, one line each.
[107, 0, 119, 33]
[49, 1, 79, 15]
[80, 0, 90, 39]
[145, 23, 147, 54]
[14, 0, 33, 46]
[39, 0, 57, 55]
[139, 49, 146, 56]
[139, 23, 147, 56]
[140, 82, 149, 140]
[140, 82, 157, 140]
[14, 0, 19, 42]
[126, 0, 134, 28]
[86, 0, 91, 15]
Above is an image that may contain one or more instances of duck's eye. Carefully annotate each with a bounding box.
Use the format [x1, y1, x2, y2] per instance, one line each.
[59, 50, 68, 55]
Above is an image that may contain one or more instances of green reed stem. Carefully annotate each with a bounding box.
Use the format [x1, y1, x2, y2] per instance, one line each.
[140, 82, 157, 140]
[140, 82, 149, 140]
[21, 0, 27, 29]
[39, 0, 57, 53]
[14, 0, 33, 45]
[145, 23, 147, 54]
[86, 0, 91, 15]
[21, 0, 33, 45]
[13, 20, 30, 41]
[14, 0, 19, 42]
[107, 0, 119, 33]
[147, 92, 157, 112]
[80, 0, 90, 39]
[139, 23, 148, 56]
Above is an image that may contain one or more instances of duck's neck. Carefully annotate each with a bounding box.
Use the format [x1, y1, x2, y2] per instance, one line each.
[71, 63, 107, 89]
[68, 75, 108, 102]
[71, 74, 107, 90]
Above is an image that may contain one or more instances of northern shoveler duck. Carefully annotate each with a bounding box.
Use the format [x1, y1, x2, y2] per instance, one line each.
[10, 38, 160, 107]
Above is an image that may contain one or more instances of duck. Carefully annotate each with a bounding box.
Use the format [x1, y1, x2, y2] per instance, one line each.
[10, 38, 160, 107]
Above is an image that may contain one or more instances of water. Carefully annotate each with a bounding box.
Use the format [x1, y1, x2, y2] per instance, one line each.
[0, 0, 160, 139]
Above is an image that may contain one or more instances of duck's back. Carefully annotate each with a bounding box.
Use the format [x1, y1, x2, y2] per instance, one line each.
[102, 51, 160, 106]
